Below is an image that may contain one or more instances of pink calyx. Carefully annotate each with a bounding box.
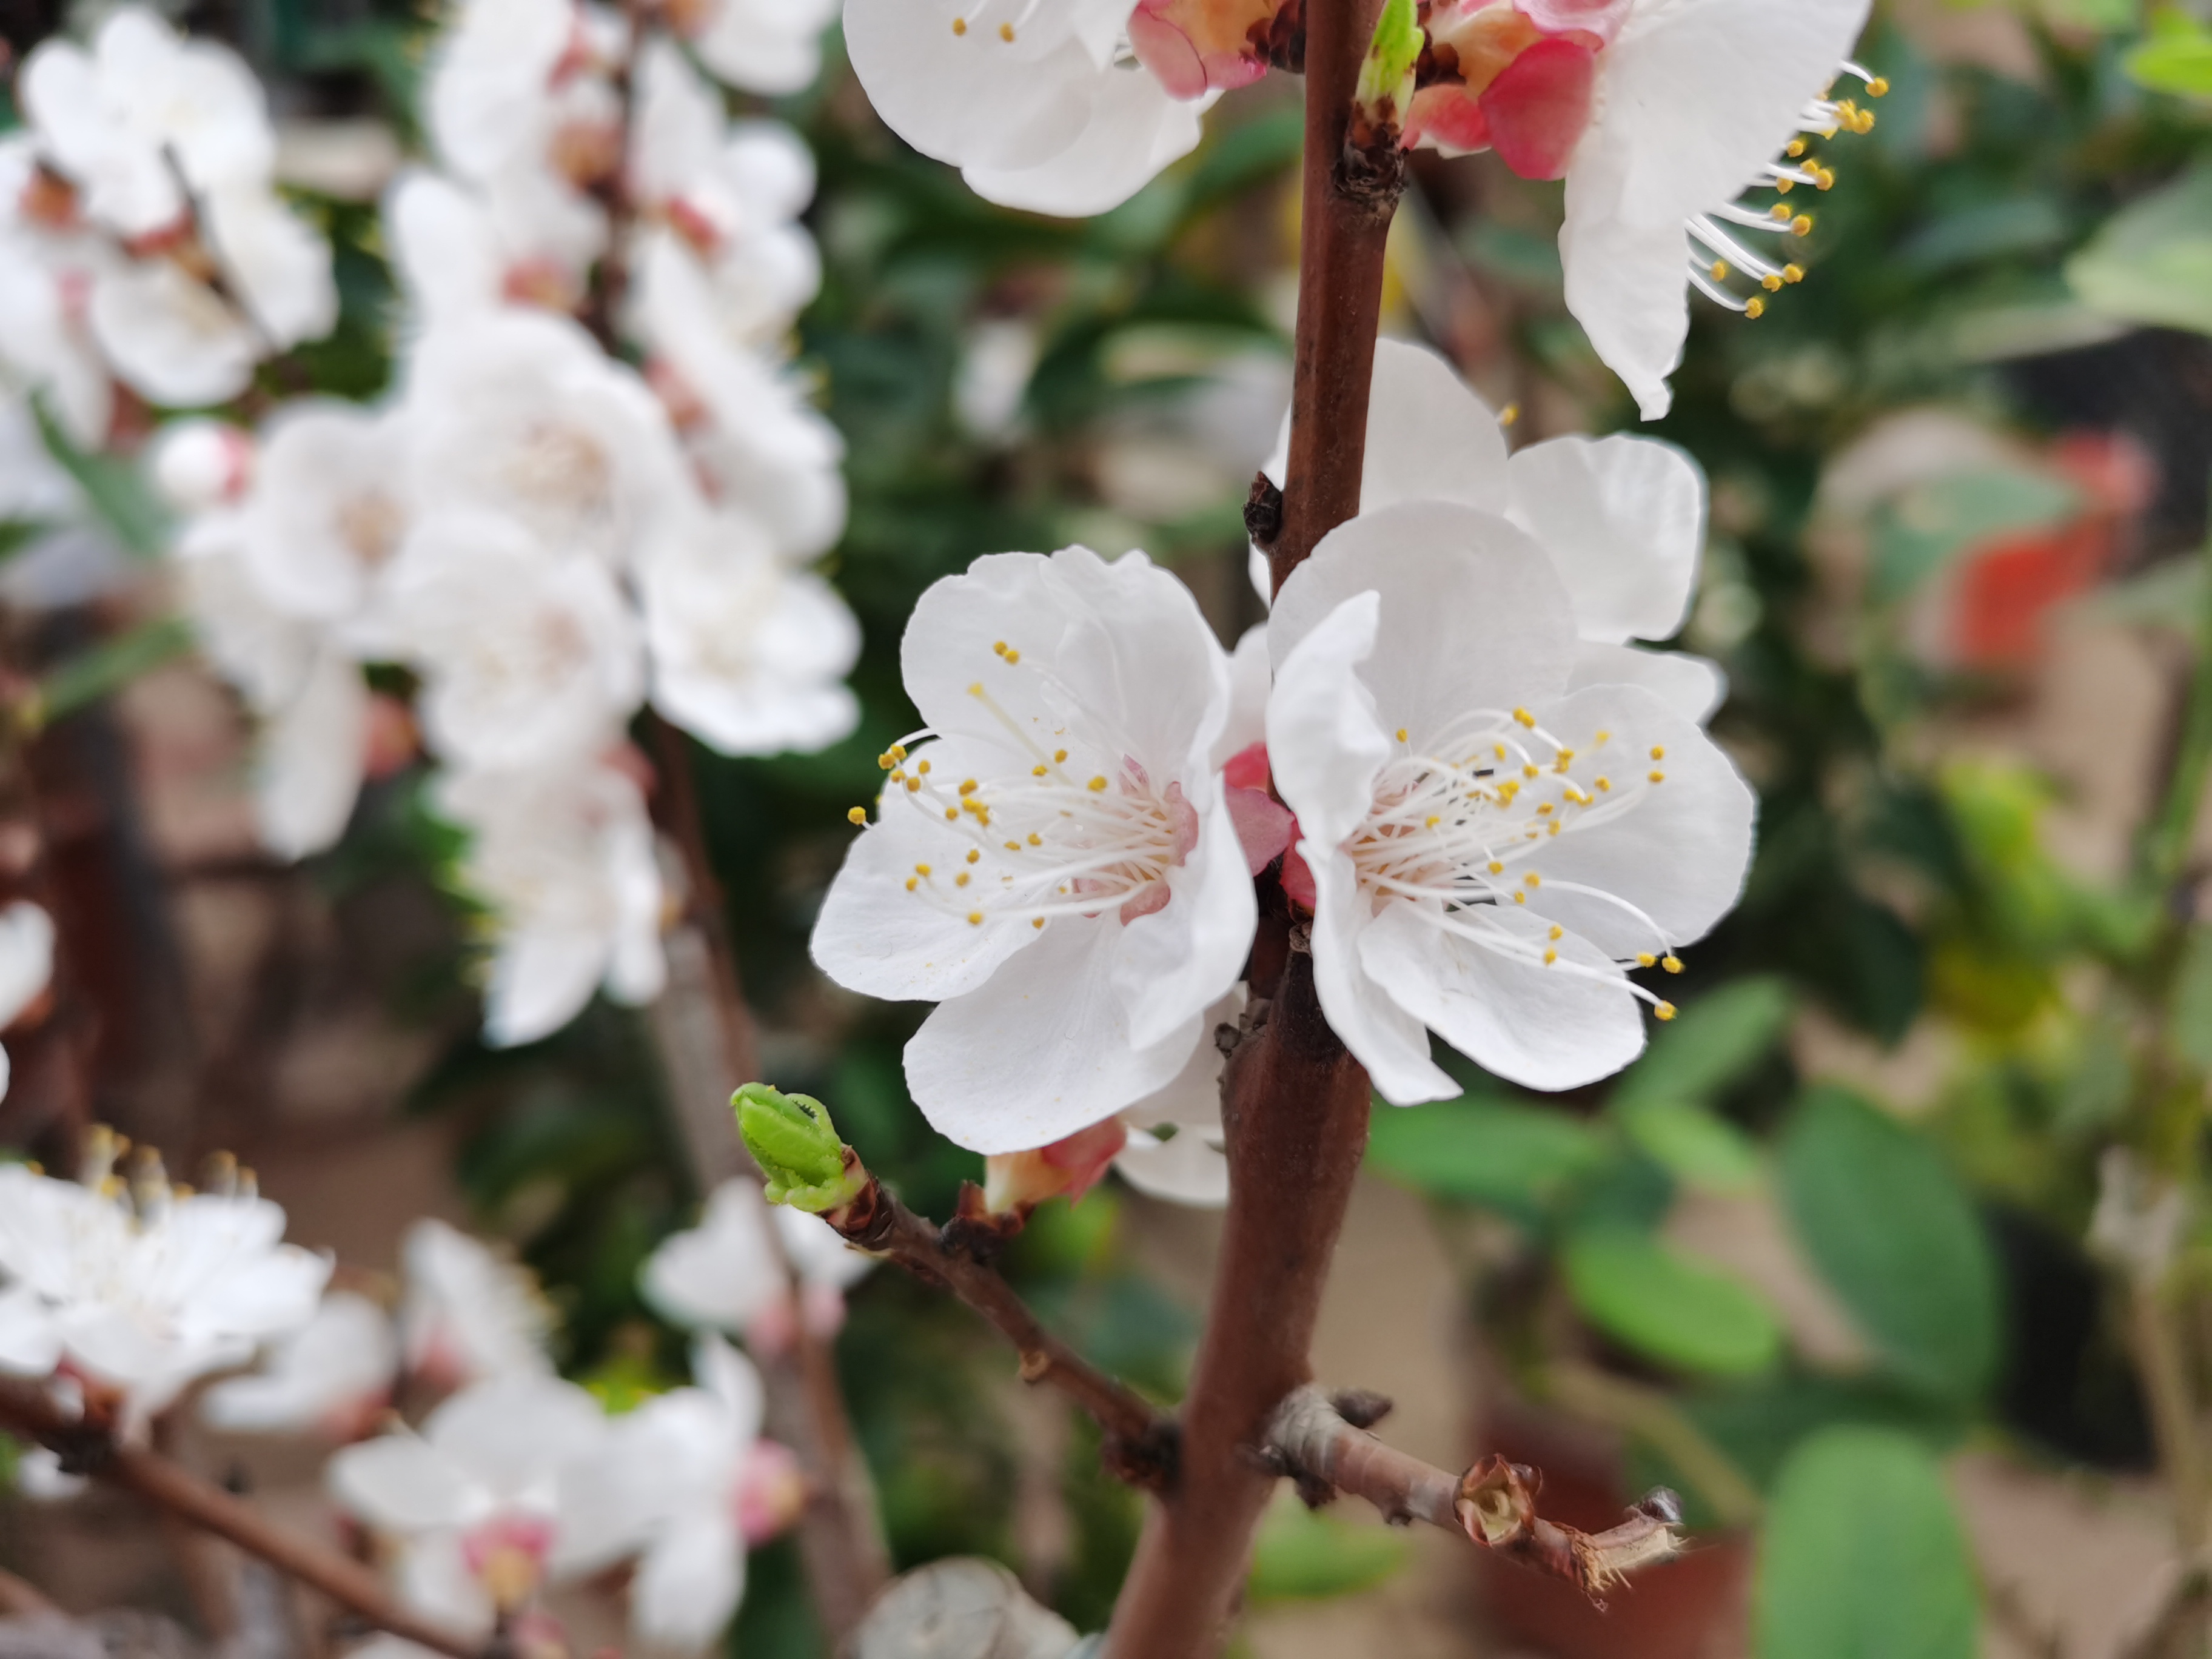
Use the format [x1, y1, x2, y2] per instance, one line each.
[1128, 0, 1279, 100]
[1221, 743, 1295, 876]
[984, 1118, 1131, 1215]
[1479, 35, 1595, 179]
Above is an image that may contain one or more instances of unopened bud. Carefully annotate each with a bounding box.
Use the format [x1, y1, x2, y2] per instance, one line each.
[1353, 0, 1422, 139]
[982, 1118, 1129, 1216]
[149, 420, 253, 512]
[734, 1084, 865, 1213]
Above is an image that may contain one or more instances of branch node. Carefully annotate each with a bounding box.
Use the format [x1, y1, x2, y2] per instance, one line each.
[1244, 474, 1285, 548]
[1330, 1388, 1393, 1429]
[1333, 131, 1407, 221]
[942, 1182, 1022, 1265]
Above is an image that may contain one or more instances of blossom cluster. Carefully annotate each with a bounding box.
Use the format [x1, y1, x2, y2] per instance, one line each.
[0, 11, 338, 441]
[0, 1125, 868, 1654]
[82, 0, 866, 1046]
[813, 343, 1754, 1189]
[845, 0, 1879, 417]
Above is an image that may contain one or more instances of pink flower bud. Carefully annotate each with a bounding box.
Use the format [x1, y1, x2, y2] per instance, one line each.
[1128, 0, 1281, 100]
[734, 1440, 808, 1545]
[983, 1118, 1130, 1215]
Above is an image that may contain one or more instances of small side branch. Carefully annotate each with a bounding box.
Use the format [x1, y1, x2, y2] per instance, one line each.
[1265, 1387, 1686, 1606]
[824, 1168, 1178, 1489]
[0, 1386, 486, 1659]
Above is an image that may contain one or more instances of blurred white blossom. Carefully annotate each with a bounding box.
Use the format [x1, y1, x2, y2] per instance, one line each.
[400, 1218, 555, 1389]
[642, 1178, 873, 1350]
[201, 1289, 397, 1439]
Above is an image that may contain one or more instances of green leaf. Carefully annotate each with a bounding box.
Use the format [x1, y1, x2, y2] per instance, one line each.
[1612, 977, 1794, 1110]
[1366, 1098, 1610, 1219]
[1562, 1226, 1784, 1378]
[2169, 926, 2212, 1070]
[1778, 1088, 1999, 1399]
[734, 1084, 865, 1212]
[1616, 1100, 1762, 1193]
[35, 616, 193, 725]
[1752, 1427, 1979, 1659]
[2127, 13, 2212, 95]
[2068, 165, 2212, 338]
[1247, 1492, 1410, 1604]
[31, 397, 167, 558]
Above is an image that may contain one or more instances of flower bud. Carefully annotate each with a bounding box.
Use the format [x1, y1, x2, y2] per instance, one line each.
[734, 1084, 865, 1213]
[149, 419, 253, 512]
[982, 1118, 1129, 1216]
[1353, 0, 1423, 142]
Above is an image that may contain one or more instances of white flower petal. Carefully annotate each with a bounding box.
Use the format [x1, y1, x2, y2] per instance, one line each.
[843, 0, 1094, 175]
[640, 1181, 786, 1334]
[329, 1435, 480, 1532]
[256, 647, 367, 860]
[1110, 790, 1255, 1052]
[1263, 338, 1512, 517]
[905, 916, 1201, 1154]
[1507, 434, 1704, 643]
[1307, 841, 1458, 1104]
[1567, 641, 1726, 725]
[1559, 175, 1694, 421]
[630, 1512, 743, 1652]
[964, 76, 1212, 218]
[1359, 900, 1647, 1092]
[0, 902, 56, 1030]
[0, 1283, 63, 1376]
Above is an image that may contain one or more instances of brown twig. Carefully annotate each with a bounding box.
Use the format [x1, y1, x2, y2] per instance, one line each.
[1264, 1387, 1684, 1606]
[643, 715, 891, 1636]
[822, 1165, 1178, 1489]
[0, 1385, 483, 1659]
[1105, 0, 1405, 1640]
[0, 1565, 59, 1617]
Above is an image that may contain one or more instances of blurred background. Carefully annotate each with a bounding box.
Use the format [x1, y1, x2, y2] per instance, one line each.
[8, 0, 2212, 1653]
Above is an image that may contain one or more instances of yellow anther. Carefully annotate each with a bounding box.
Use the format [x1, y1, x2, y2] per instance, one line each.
[1637, 953, 1656, 967]
[1032, 917, 1045, 930]
[1548, 820, 1561, 836]
[1523, 765, 1540, 780]
[969, 681, 984, 695]
[1791, 214, 1814, 236]
[1004, 649, 1020, 665]
[1487, 860, 1503, 874]
[906, 776, 922, 793]
[1787, 138, 1807, 158]
[1549, 926, 1563, 940]
[1662, 954, 1684, 974]
[951, 14, 966, 30]
[1745, 297, 1766, 320]
[890, 744, 907, 761]
[959, 779, 978, 796]
[1500, 403, 1521, 427]
[1028, 833, 1041, 846]
[997, 19, 1013, 38]
[1494, 744, 1507, 760]
[1815, 168, 1835, 190]
[847, 806, 867, 825]
[905, 877, 917, 892]
[1594, 729, 1610, 744]
[945, 808, 959, 820]
[1537, 803, 1554, 816]
[1649, 771, 1666, 784]
[1396, 728, 1409, 743]
[1771, 203, 1793, 222]
[918, 759, 932, 774]
[1763, 273, 1783, 292]
[1033, 765, 1048, 777]
[1866, 75, 1888, 96]
[1543, 949, 1558, 965]
[1596, 777, 1611, 791]
[965, 849, 980, 863]
[1775, 177, 1793, 194]
[1088, 776, 1108, 792]
[993, 641, 1008, 656]
[1783, 263, 1805, 284]
[916, 863, 931, 876]
[878, 753, 895, 771]
[1710, 259, 1729, 281]
[1426, 816, 1441, 828]
[1513, 708, 1536, 728]
[1513, 891, 1526, 903]
[1524, 873, 1541, 888]
[1053, 749, 1068, 763]
[1655, 1001, 1678, 1021]
[956, 873, 970, 887]
[968, 911, 984, 925]
[1649, 746, 1665, 760]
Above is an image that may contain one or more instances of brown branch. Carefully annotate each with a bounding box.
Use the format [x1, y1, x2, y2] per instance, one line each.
[0, 1386, 483, 1659]
[822, 1167, 1178, 1489]
[0, 1565, 59, 1617]
[1107, 0, 1406, 1640]
[643, 716, 891, 1636]
[1265, 1387, 1685, 1606]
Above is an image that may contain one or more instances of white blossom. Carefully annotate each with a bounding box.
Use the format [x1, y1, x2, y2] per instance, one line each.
[642, 1179, 873, 1348]
[0, 901, 55, 1103]
[813, 545, 1253, 1152]
[435, 763, 666, 1047]
[669, 0, 838, 95]
[399, 1219, 554, 1389]
[1265, 500, 1754, 1101]
[638, 506, 860, 758]
[201, 1289, 397, 1438]
[561, 1336, 802, 1652]
[0, 1147, 329, 1423]
[1259, 340, 1723, 723]
[327, 1372, 614, 1631]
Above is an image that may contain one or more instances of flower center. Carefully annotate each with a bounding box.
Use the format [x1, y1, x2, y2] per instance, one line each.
[869, 647, 1199, 930]
[1347, 707, 1683, 1015]
[506, 423, 614, 525]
